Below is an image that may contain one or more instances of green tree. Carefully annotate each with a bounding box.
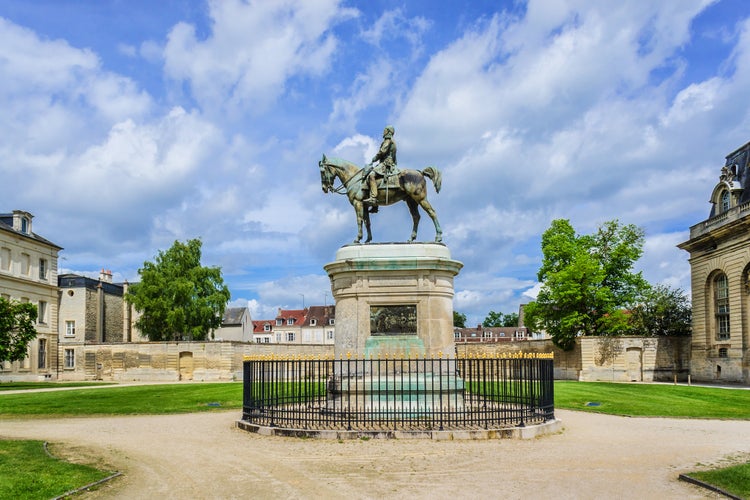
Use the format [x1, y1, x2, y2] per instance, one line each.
[126, 239, 231, 341]
[525, 219, 648, 350]
[628, 284, 692, 336]
[482, 311, 519, 327]
[0, 297, 37, 363]
[453, 311, 467, 328]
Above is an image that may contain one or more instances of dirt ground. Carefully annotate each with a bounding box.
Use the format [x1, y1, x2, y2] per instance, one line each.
[2, 409, 750, 499]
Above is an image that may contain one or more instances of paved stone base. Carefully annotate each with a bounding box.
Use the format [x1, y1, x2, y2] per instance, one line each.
[236, 418, 562, 440]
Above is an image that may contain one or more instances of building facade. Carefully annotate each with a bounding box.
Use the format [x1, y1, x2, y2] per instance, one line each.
[252, 306, 336, 344]
[0, 210, 62, 380]
[679, 140, 750, 384]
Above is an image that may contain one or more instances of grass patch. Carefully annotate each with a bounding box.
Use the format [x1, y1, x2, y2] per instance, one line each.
[0, 382, 243, 417]
[0, 440, 112, 499]
[685, 461, 750, 498]
[554, 381, 750, 419]
[0, 382, 115, 391]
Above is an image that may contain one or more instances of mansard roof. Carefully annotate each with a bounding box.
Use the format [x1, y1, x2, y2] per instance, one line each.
[0, 212, 63, 250]
[276, 308, 307, 325]
[252, 320, 274, 333]
[303, 305, 335, 326]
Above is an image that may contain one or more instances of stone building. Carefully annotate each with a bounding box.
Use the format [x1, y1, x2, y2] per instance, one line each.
[679, 140, 750, 384]
[57, 270, 142, 378]
[214, 307, 252, 342]
[0, 210, 62, 380]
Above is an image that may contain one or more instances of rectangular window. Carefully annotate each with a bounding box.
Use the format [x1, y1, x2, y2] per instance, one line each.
[64, 348, 75, 369]
[276, 333, 282, 343]
[38, 301, 47, 325]
[263, 337, 269, 344]
[264, 324, 270, 332]
[39, 258, 48, 280]
[20, 253, 30, 276]
[255, 338, 261, 344]
[715, 274, 730, 341]
[286, 332, 295, 342]
[276, 319, 282, 326]
[329, 318, 335, 325]
[65, 320, 76, 337]
[0, 247, 10, 271]
[287, 318, 294, 325]
[327, 330, 334, 340]
[38, 339, 47, 369]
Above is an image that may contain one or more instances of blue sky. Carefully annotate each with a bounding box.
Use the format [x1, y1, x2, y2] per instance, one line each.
[2, 0, 750, 326]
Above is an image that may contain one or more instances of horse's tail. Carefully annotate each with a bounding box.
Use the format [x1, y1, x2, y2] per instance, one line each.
[422, 166, 442, 193]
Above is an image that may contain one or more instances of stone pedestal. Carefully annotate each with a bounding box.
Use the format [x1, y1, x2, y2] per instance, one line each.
[324, 243, 463, 359]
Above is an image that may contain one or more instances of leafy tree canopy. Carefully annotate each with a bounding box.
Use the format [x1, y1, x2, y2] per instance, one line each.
[627, 284, 692, 337]
[0, 297, 37, 363]
[482, 311, 519, 327]
[453, 311, 467, 328]
[524, 219, 648, 350]
[126, 239, 231, 341]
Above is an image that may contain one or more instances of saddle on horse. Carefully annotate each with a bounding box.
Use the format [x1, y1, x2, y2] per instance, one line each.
[364, 165, 400, 212]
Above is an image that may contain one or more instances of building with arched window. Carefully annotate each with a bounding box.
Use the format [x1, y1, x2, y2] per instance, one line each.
[679, 141, 750, 384]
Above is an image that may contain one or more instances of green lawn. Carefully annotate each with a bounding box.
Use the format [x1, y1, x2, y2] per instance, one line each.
[0, 440, 113, 499]
[0, 381, 114, 391]
[554, 381, 750, 419]
[0, 382, 243, 416]
[684, 462, 750, 498]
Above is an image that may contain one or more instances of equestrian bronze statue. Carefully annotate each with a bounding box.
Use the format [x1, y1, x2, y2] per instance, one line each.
[318, 154, 443, 244]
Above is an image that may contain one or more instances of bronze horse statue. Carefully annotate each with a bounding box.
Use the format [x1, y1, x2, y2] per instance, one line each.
[319, 154, 442, 243]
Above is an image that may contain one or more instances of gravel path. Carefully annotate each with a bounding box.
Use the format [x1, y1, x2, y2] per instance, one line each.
[2, 409, 749, 498]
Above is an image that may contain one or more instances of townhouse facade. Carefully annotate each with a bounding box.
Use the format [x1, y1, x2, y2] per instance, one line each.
[0, 211, 62, 380]
[252, 306, 336, 345]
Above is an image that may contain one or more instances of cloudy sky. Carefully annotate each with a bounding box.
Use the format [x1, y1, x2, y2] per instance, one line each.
[2, 0, 749, 326]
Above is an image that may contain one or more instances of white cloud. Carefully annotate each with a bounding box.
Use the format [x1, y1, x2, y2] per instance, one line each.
[163, 0, 355, 116]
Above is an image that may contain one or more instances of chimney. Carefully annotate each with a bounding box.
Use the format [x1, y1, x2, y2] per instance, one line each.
[99, 269, 113, 283]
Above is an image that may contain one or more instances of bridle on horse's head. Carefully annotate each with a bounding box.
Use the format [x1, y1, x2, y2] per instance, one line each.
[319, 159, 335, 193]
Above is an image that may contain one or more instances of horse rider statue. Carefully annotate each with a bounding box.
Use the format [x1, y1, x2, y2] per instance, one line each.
[364, 125, 399, 211]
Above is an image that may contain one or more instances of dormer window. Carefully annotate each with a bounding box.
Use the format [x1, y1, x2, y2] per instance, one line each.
[21, 217, 29, 233]
[310, 319, 317, 326]
[287, 318, 294, 325]
[329, 318, 335, 325]
[276, 319, 282, 326]
[721, 190, 730, 213]
[264, 324, 271, 332]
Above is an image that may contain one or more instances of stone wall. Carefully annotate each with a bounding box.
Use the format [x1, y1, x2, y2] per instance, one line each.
[51, 336, 692, 383]
[60, 342, 333, 382]
[455, 340, 581, 380]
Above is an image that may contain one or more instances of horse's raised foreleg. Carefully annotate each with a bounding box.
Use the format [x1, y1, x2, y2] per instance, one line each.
[418, 198, 442, 243]
[406, 197, 420, 242]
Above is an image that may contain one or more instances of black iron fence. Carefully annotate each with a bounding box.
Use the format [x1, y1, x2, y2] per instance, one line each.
[242, 353, 554, 432]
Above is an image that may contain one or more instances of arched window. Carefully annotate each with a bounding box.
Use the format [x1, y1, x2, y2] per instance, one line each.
[720, 190, 731, 212]
[714, 273, 730, 340]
